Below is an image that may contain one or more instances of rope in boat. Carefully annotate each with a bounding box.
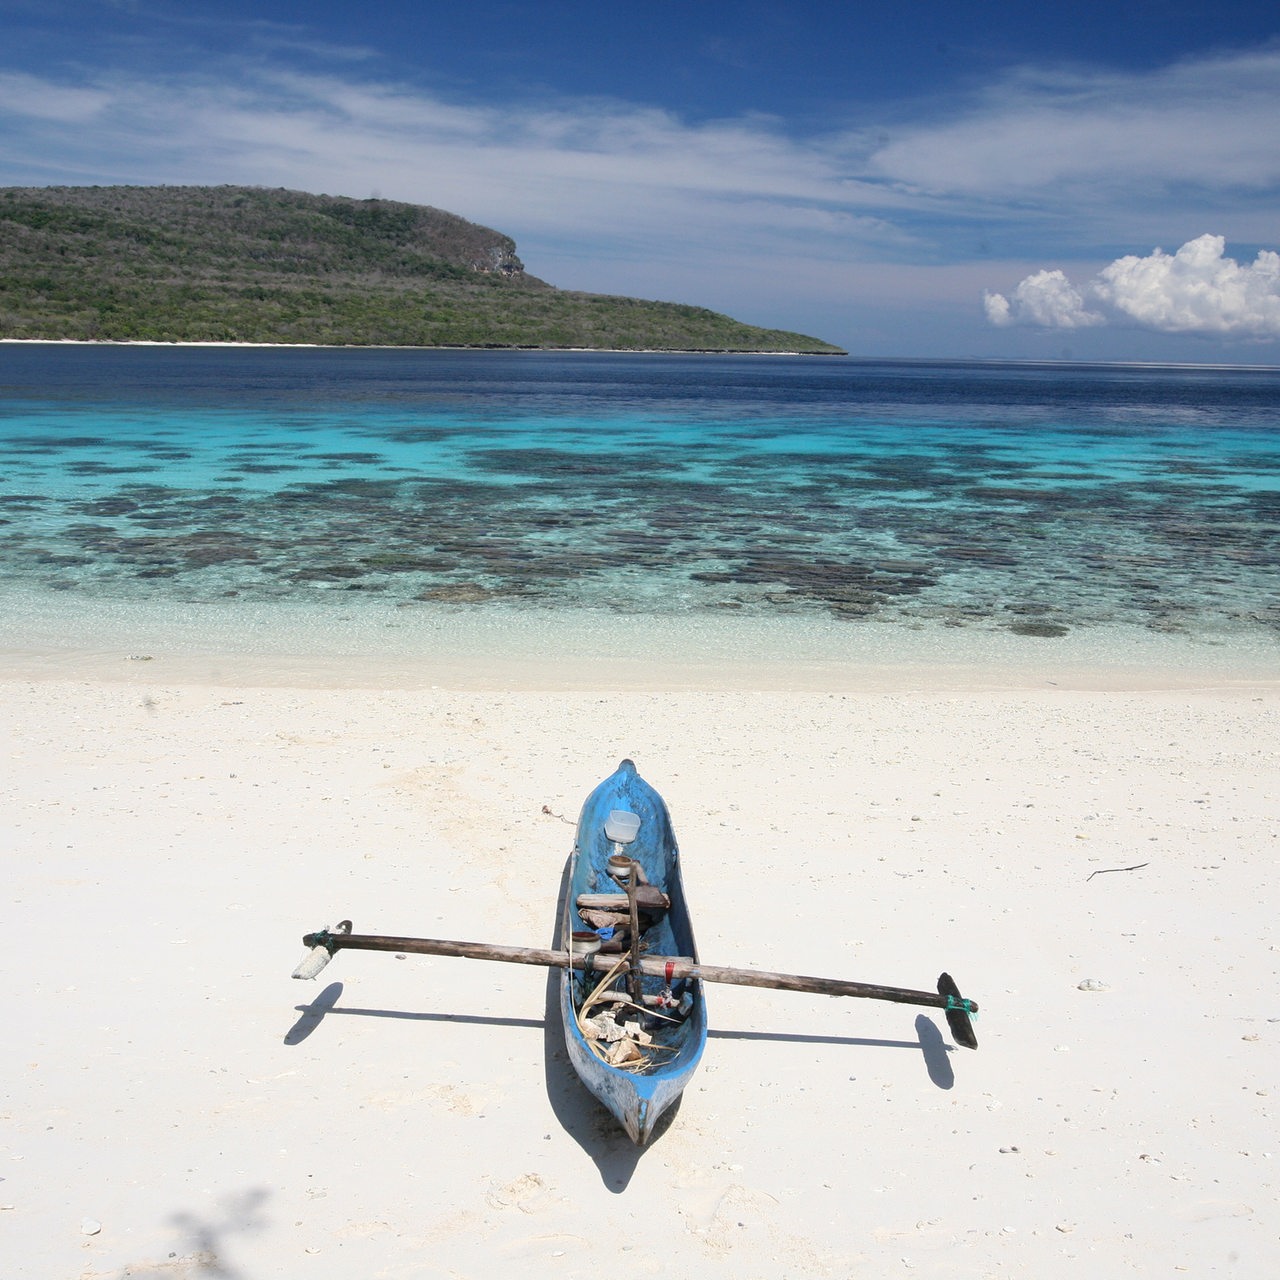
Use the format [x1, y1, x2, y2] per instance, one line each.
[574, 944, 676, 1073]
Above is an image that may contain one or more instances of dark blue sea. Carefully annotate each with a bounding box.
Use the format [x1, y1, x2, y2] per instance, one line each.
[1, 344, 1277, 673]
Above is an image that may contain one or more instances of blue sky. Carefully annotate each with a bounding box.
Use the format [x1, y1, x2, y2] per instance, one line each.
[3, 1, 1280, 360]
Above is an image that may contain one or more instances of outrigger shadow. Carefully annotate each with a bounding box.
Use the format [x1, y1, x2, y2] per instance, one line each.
[292, 759, 979, 1145]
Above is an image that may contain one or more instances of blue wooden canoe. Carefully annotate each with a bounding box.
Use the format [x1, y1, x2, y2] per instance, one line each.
[560, 759, 707, 1144]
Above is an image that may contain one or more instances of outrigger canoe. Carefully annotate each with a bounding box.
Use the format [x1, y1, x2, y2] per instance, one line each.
[292, 759, 978, 1146]
[560, 758, 707, 1144]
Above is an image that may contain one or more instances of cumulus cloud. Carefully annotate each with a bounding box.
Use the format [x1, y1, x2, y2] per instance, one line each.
[983, 269, 1103, 329]
[1096, 235, 1280, 334]
[985, 235, 1280, 337]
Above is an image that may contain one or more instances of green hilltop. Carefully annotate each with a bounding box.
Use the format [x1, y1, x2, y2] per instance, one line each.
[0, 185, 844, 353]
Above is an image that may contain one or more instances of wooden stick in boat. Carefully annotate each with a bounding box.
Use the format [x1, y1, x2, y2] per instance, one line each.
[624, 868, 645, 1007]
[576, 889, 670, 911]
[293, 923, 979, 1046]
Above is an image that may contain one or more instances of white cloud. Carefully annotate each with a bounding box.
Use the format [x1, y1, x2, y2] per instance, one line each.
[1095, 235, 1280, 334]
[985, 235, 1280, 337]
[868, 50, 1280, 198]
[0, 71, 110, 122]
[5, 45, 1280, 265]
[0, 65, 915, 272]
[984, 269, 1103, 329]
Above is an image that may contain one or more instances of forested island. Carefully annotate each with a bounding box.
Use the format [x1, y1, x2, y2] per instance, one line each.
[0, 185, 844, 353]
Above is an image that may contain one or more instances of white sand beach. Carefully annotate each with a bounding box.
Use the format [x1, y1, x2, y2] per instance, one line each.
[4, 637, 1278, 1279]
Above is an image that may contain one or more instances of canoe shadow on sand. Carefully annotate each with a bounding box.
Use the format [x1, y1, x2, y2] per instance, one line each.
[536, 858, 957, 1191]
[282, 857, 955, 1194]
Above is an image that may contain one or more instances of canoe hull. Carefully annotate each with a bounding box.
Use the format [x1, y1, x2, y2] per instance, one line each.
[560, 759, 706, 1144]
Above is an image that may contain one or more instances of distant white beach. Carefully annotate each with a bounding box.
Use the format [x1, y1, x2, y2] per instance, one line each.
[0, 338, 828, 356]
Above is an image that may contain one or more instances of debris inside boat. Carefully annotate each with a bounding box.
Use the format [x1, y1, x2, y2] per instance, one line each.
[569, 853, 696, 1073]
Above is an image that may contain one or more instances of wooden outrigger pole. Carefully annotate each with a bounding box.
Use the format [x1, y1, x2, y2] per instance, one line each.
[293, 921, 979, 1049]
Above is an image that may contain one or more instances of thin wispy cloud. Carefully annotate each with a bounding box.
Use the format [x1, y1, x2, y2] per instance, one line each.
[868, 48, 1280, 198]
[0, 71, 111, 123]
[0, 65, 914, 262]
[0, 52, 1266, 244]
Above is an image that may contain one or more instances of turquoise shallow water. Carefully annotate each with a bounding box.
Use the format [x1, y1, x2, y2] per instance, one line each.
[1, 345, 1278, 665]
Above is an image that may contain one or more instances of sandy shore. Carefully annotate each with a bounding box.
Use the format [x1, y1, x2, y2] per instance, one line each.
[4, 654, 1278, 1278]
[0, 339, 836, 355]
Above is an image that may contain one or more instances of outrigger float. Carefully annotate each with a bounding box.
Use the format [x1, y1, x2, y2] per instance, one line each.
[292, 758, 979, 1145]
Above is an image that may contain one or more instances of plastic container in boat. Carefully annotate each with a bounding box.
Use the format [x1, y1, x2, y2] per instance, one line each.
[604, 810, 641, 843]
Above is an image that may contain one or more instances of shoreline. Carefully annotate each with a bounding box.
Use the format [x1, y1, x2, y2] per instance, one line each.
[3, 589, 1277, 692]
[0, 337, 846, 356]
[10, 339, 1280, 370]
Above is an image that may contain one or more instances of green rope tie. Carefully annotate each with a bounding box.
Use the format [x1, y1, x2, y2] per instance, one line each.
[945, 994, 978, 1018]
